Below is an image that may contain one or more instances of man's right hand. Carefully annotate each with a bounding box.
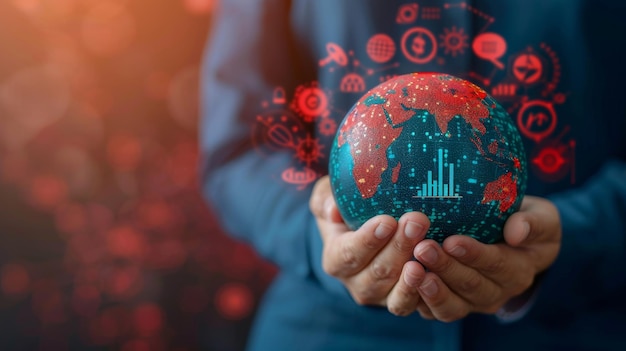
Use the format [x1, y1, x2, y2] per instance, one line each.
[309, 176, 431, 316]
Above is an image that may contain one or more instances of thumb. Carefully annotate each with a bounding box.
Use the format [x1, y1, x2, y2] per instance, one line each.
[503, 195, 561, 247]
[310, 176, 344, 223]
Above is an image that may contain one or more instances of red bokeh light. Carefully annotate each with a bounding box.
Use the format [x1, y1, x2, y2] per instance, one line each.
[88, 306, 130, 345]
[146, 239, 188, 271]
[183, 0, 216, 15]
[132, 303, 164, 337]
[55, 203, 88, 237]
[1, 263, 30, 295]
[215, 283, 254, 320]
[71, 284, 101, 317]
[106, 226, 147, 260]
[107, 133, 143, 172]
[81, 2, 136, 57]
[31, 279, 66, 325]
[101, 265, 144, 300]
[28, 175, 69, 211]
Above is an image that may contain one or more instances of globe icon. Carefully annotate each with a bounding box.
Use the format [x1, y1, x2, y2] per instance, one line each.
[329, 73, 527, 243]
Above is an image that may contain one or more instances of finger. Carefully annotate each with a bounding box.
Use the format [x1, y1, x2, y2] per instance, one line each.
[385, 261, 426, 316]
[418, 273, 471, 322]
[442, 235, 533, 292]
[349, 212, 430, 304]
[322, 214, 397, 278]
[310, 175, 343, 223]
[416, 300, 434, 320]
[414, 239, 500, 307]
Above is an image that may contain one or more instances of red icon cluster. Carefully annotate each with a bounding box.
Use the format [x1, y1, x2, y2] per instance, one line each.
[256, 2, 575, 188]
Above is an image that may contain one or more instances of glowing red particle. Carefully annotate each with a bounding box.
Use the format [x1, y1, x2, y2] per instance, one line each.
[215, 283, 253, 320]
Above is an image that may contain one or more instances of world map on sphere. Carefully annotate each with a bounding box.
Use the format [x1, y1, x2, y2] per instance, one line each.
[329, 73, 528, 243]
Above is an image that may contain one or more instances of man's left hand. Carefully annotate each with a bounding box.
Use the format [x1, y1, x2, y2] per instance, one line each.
[412, 195, 561, 322]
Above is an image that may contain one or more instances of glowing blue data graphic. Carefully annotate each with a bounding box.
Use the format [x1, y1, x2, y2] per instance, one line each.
[414, 148, 462, 199]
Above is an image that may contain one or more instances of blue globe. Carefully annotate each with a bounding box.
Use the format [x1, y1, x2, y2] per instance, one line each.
[329, 73, 527, 243]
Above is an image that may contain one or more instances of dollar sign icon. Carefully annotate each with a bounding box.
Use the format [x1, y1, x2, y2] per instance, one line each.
[412, 35, 425, 55]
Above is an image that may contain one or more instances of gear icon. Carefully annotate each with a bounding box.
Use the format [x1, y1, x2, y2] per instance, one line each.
[291, 82, 330, 122]
[439, 26, 469, 57]
[318, 118, 337, 136]
[295, 134, 324, 167]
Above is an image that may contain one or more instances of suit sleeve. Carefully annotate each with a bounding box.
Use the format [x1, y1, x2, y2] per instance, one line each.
[540, 159, 626, 306]
[199, 0, 349, 297]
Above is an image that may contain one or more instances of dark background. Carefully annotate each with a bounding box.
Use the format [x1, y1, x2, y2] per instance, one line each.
[0, 1, 275, 350]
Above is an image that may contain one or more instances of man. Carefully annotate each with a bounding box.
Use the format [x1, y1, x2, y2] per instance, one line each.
[201, 1, 626, 349]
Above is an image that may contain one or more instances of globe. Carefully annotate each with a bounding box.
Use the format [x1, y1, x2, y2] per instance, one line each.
[329, 73, 527, 243]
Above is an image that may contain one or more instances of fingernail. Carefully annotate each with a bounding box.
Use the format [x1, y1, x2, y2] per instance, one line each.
[420, 279, 438, 297]
[521, 221, 530, 241]
[448, 245, 466, 258]
[418, 247, 438, 265]
[404, 221, 424, 239]
[374, 223, 394, 239]
[403, 270, 421, 287]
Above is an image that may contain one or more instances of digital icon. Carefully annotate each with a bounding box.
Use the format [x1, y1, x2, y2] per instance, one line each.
[439, 26, 469, 57]
[472, 32, 507, 69]
[281, 167, 318, 190]
[512, 53, 543, 84]
[532, 146, 566, 175]
[421, 6, 441, 20]
[254, 111, 304, 153]
[318, 117, 337, 136]
[255, 114, 324, 168]
[294, 134, 324, 167]
[339, 72, 366, 93]
[396, 3, 419, 24]
[272, 86, 286, 104]
[319, 42, 348, 67]
[266, 123, 296, 149]
[530, 139, 575, 183]
[401, 27, 437, 64]
[291, 83, 329, 121]
[491, 83, 518, 97]
[516, 100, 557, 142]
[539, 43, 562, 96]
[366, 34, 396, 63]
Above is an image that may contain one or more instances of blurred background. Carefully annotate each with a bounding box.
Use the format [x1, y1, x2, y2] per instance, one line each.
[0, 1, 276, 350]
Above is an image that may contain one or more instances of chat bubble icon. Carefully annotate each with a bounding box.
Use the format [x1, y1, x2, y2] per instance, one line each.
[472, 32, 507, 69]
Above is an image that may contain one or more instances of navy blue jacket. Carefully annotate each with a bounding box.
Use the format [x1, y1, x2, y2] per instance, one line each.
[201, 1, 626, 350]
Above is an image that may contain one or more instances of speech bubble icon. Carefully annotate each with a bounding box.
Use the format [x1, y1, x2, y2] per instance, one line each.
[472, 32, 507, 69]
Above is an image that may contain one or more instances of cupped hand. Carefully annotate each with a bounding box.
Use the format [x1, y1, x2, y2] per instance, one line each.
[412, 195, 562, 322]
[310, 176, 431, 316]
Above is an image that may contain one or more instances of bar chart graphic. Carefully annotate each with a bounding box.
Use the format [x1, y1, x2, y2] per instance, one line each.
[413, 148, 462, 199]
